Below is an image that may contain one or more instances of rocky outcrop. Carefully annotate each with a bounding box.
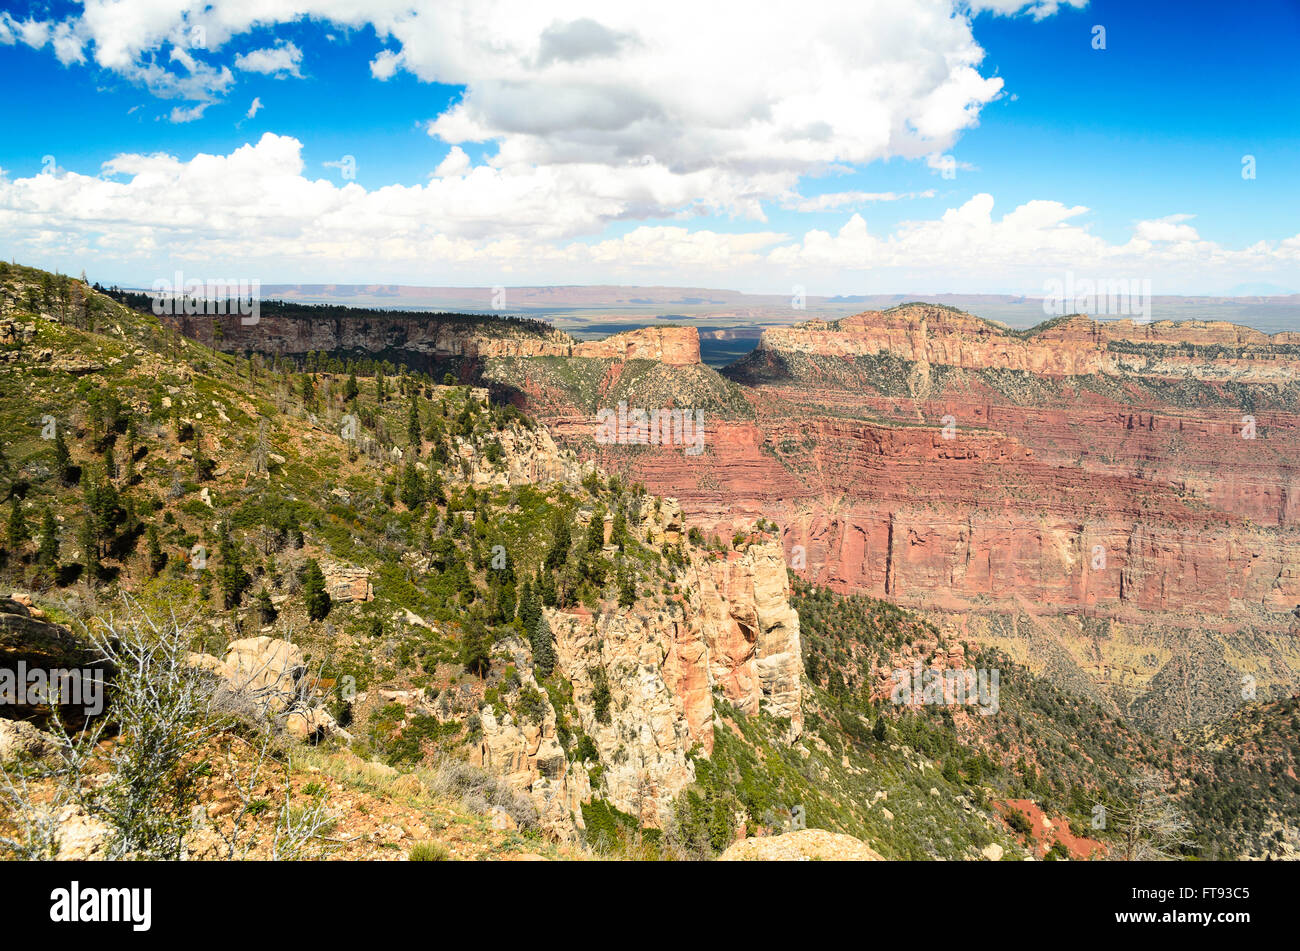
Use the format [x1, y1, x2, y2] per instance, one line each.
[719, 828, 885, 861]
[321, 565, 373, 603]
[543, 535, 802, 826]
[0, 718, 55, 761]
[0, 595, 94, 671]
[190, 636, 341, 740]
[471, 672, 591, 840]
[688, 541, 804, 736]
[456, 420, 591, 490]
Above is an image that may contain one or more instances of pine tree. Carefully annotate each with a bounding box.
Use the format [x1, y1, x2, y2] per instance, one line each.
[256, 588, 277, 625]
[6, 497, 29, 550]
[146, 523, 166, 576]
[299, 374, 316, 410]
[217, 523, 250, 610]
[400, 457, 424, 510]
[530, 614, 556, 678]
[302, 558, 331, 620]
[36, 507, 58, 566]
[80, 513, 99, 580]
[460, 620, 491, 677]
[518, 579, 540, 633]
[343, 372, 359, 402]
[618, 562, 637, 607]
[426, 470, 445, 506]
[123, 420, 137, 483]
[538, 569, 558, 607]
[407, 394, 421, 452]
[53, 424, 71, 483]
[544, 513, 571, 573]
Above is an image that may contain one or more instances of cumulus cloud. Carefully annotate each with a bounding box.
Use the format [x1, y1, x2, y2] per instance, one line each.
[781, 190, 937, 212]
[1134, 213, 1199, 243]
[2, 1, 1025, 221]
[246, 96, 263, 119]
[434, 146, 472, 178]
[968, 0, 1088, 18]
[168, 102, 210, 123]
[2, 136, 1297, 294]
[233, 42, 302, 78]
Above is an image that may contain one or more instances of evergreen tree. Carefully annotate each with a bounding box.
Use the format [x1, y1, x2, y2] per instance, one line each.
[544, 513, 572, 573]
[400, 457, 424, 510]
[611, 506, 627, 550]
[123, 420, 138, 483]
[256, 588, 277, 625]
[146, 523, 166, 576]
[407, 394, 421, 452]
[302, 558, 331, 621]
[6, 497, 29, 550]
[217, 523, 251, 609]
[518, 579, 540, 633]
[617, 561, 637, 607]
[343, 372, 359, 402]
[459, 620, 491, 677]
[538, 569, 558, 607]
[53, 424, 71, 483]
[36, 507, 58, 566]
[530, 614, 556, 679]
[80, 513, 99, 580]
[426, 470, 445, 506]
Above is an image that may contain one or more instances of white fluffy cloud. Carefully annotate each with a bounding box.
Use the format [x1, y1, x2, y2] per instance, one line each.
[233, 42, 302, 78]
[2, 1, 1015, 219]
[2, 135, 1298, 293]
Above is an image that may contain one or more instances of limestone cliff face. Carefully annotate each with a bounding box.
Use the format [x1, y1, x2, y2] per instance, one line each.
[170, 313, 701, 367]
[451, 426, 801, 830]
[757, 306, 1300, 384]
[543, 536, 803, 825]
[470, 667, 592, 840]
[685, 542, 804, 736]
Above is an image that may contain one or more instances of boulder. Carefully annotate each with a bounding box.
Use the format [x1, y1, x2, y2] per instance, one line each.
[321, 564, 372, 603]
[219, 636, 307, 714]
[0, 718, 55, 761]
[52, 805, 112, 860]
[720, 829, 885, 861]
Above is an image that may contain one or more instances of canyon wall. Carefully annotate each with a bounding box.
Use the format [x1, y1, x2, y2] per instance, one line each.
[169, 312, 701, 366]
[759, 306, 1300, 383]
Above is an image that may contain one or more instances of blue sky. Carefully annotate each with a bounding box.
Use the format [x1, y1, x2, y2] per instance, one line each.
[1, 0, 1298, 295]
